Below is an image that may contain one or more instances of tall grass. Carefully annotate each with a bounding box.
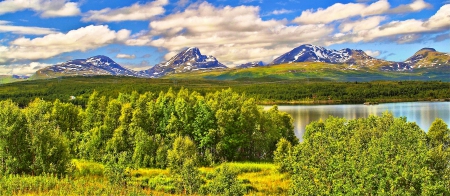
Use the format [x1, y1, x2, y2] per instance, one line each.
[1, 160, 289, 195]
[70, 159, 104, 177]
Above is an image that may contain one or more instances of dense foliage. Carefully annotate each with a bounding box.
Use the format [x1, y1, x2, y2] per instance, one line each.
[0, 88, 296, 177]
[275, 113, 450, 195]
[1, 76, 450, 107]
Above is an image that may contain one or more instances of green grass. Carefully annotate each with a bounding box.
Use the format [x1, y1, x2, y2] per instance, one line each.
[163, 62, 449, 82]
[0, 160, 288, 195]
[70, 159, 105, 177]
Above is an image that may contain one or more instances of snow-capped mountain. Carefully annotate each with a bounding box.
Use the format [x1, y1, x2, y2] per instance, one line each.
[139, 47, 227, 78]
[33, 45, 450, 79]
[270, 44, 379, 66]
[381, 48, 450, 71]
[404, 48, 450, 68]
[36, 55, 137, 77]
[236, 61, 265, 69]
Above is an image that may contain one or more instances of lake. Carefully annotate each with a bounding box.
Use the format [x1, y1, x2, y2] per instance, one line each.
[269, 102, 450, 141]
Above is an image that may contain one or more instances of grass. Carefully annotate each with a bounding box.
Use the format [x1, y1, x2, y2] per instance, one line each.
[163, 62, 447, 82]
[0, 160, 289, 195]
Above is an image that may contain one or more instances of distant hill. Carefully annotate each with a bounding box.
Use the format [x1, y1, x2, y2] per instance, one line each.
[236, 61, 265, 69]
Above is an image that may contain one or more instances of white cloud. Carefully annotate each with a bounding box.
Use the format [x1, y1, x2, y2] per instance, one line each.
[293, 0, 390, 24]
[293, 0, 431, 25]
[364, 50, 381, 57]
[116, 54, 136, 59]
[0, 25, 130, 63]
[388, 0, 431, 14]
[127, 2, 332, 66]
[339, 16, 386, 32]
[267, 9, 293, 16]
[328, 4, 450, 44]
[0, 21, 58, 35]
[0, 0, 80, 17]
[0, 62, 52, 75]
[424, 4, 450, 29]
[82, 0, 168, 22]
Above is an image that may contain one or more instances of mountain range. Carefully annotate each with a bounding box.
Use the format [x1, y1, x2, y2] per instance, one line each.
[34, 44, 450, 79]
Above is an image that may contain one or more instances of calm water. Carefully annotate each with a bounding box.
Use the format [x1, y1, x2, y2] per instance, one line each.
[267, 102, 450, 141]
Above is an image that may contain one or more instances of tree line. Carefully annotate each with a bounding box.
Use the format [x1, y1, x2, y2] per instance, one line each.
[1, 76, 450, 107]
[0, 88, 297, 176]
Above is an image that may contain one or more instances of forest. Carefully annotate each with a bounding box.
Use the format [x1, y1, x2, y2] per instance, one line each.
[1, 85, 450, 195]
[0, 76, 450, 107]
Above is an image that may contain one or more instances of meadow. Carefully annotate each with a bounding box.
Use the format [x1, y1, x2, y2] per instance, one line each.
[1, 160, 288, 196]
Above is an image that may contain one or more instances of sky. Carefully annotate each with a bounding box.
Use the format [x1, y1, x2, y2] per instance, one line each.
[0, 0, 449, 75]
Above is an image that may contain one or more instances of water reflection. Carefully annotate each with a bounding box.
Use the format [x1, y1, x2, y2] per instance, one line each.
[266, 102, 450, 142]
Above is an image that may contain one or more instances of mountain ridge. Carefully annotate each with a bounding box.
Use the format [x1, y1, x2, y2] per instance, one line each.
[34, 44, 450, 79]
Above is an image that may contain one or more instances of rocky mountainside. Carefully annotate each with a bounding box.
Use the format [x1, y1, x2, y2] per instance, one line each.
[35, 48, 227, 78]
[140, 47, 227, 78]
[404, 48, 450, 68]
[270, 44, 450, 71]
[270, 44, 380, 66]
[36, 55, 137, 77]
[34, 45, 450, 79]
[380, 48, 450, 71]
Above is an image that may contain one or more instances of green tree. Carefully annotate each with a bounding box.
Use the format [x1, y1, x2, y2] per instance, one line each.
[0, 100, 30, 174]
[426, 118, 450, 194]
[288, 113, 441, 195]
[82, 91, 106, 132]
[167, 136, 198, 173]
[273, 138, 293, 173]
[25, 99, 70, 175]
[167, 136, 201, 194]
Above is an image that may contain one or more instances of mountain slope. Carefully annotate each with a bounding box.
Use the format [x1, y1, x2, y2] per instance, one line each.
[36, 55, 137, 78]
[140, 47, 227, 78]
[270, 44, 381, 66]
[404, 48, 450, 68]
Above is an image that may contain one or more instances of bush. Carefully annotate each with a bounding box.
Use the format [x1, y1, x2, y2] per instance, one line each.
[103, 152, 131, 186]
[201, 164, 245, 196]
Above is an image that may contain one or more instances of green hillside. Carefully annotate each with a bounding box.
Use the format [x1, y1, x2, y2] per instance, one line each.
[163, 62, 450, 81]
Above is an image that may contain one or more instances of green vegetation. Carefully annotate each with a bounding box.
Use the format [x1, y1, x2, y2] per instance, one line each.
[164, 62, 450, 81]
[0, 161, 288, 195]
[275, 113, 450, 195]
[1, 83, 450, 195]
[0, 88, 296, 195]
[1, 75, 450, 107]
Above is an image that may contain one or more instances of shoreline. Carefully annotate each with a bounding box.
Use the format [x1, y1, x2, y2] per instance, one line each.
[259, 98, 450, 106]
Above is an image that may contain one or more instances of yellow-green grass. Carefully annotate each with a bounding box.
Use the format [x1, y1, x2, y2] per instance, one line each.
[3, 160, 289, 195]
[70, 159, 104, 177]
[133, 162, 288, 195]
[163, 62, 422, 81]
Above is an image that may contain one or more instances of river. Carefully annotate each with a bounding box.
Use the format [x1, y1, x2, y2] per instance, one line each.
[269, 102, 450, 141]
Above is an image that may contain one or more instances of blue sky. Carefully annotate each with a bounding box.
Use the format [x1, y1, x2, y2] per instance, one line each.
[0, 0, 449, 75]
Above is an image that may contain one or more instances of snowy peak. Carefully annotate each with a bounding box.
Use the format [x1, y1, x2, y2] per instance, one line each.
[36, 55, 137, 77]
[143, 47, 227, 78]
[404, 48, 450, 68]
[270, 44, 374, 65]
[163, 47, 226, 69]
